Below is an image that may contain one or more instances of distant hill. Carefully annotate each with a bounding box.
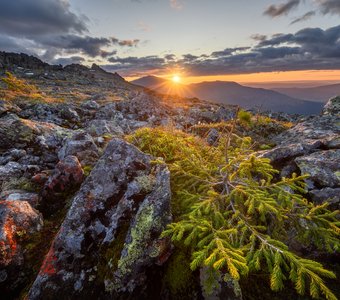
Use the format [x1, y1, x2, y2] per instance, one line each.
[273, 83, 340, 103]
[132, 76, 323, 115]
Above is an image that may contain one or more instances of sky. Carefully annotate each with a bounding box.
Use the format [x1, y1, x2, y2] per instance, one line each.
[1, 0, 340, 84]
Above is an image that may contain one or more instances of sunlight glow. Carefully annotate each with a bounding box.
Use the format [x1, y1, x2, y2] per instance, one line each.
[172, 75, 181, 83]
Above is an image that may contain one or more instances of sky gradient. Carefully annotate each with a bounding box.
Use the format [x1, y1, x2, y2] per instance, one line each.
[1, 0, 340, 84]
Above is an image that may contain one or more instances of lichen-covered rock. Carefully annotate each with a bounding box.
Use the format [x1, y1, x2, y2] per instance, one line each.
[0, 190, 40, 208]
[0, 162, 24, 186]
[58, 131, 99, 166]
[258, 100, 340, 208]
[295, 150, 340, 188]
[86, 119, 124, 137]
[207, 128, 219, 146]
[309, 188, 340, 209]
[0, 114, 70, 150]
[81, 100, 100, 110]
[40, 155, 84, 214]
[28, 138, 171, 299]
[322, 96, 340, 116]
[0, 200, 43, 294]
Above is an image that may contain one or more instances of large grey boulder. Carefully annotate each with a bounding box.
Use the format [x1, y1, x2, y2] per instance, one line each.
[0, 114, 70, 150]
[28, 138, 172, 299]
[295, 150, 340, 188]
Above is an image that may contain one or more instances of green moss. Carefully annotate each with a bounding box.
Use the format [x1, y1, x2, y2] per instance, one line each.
[259, 144, 274, 150]
[1, 177, 39, 192]
[163, 249, 196, 296]
[96, 221, 130, 285]
[82, 165, 93, 177]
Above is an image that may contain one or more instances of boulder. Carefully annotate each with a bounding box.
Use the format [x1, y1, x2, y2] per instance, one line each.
[86, 119, 124, 137]
[0, 114, 70, 150]
[81, 100, 100, 110]
[295, 150, 340, 188]
[58, 131, 99, 166]
[40, 156, 84, 214]
[322, 96, 339, 116]
[0, 200, 43, 295]
[28, 139, 172, 299]
[207, 128, 220, 146]
[309, 188, 340, 210]
[0, 162, 24, 186]
[0, 190, 40, 208]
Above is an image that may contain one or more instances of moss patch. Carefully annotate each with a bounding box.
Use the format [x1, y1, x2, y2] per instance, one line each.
[162, 249, 197, 297]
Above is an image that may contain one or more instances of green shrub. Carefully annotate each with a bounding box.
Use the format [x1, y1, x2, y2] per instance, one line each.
[237, 110, 252, 125]
[129, 127, 340, 300]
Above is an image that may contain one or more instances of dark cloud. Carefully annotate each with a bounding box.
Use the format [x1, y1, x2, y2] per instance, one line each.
[164, 54, 176, 61]
[112, 38, 140, 47]
[181, 54, 199, 61]
[105, 55, 167, 75]
[0, 0, 142, 62]
[0, 35, 33, 54]
[34, 35, 113, 57]
[0, 0, 87, 36]
[211, 47, 250, 57]
[317, 0, 340, 15]
[102, 25, 340, 77]
[264, 0, 300, 17]
[250, 34, 267, 42]
[290, 11, 316, 24]
[265, 0, 340, 19]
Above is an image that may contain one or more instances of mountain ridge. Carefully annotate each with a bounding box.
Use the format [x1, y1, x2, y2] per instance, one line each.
[132, 75, 323, 115]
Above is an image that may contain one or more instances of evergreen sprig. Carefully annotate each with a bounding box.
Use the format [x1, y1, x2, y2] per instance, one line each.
[128, 127, 340, 299]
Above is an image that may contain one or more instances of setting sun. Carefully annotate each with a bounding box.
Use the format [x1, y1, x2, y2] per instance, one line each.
[172, 75, 181, 83]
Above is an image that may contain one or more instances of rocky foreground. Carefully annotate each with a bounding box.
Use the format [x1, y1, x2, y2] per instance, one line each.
[0, 52, 339, 299]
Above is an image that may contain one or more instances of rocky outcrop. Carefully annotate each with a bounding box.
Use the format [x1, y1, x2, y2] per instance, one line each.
[261, 96, 340, 207]
[0, 51, 49, 71]
[0, 114, 70, 151]
[28, 139, 172, 299]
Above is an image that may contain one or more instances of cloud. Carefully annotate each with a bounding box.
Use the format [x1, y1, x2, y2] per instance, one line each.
[0, 0, 141, 62]
[170, 0, 183, 10]
[0, 0, 87, 36]
[264, 0, 300, 17]
[265, 0, 340, 19]
[137, 21, 151, 32]
[290, 11, 316, 24]
[317, 0, 340, 15]
[101, 25, 340, 77]
[112, 38, 140, 47]
[211, 47, 251, 57]
[250, 34, 267, 42]
[104, 55, 168, 76]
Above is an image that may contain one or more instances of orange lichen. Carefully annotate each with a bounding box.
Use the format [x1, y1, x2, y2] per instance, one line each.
[39, 247, 57, 276]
